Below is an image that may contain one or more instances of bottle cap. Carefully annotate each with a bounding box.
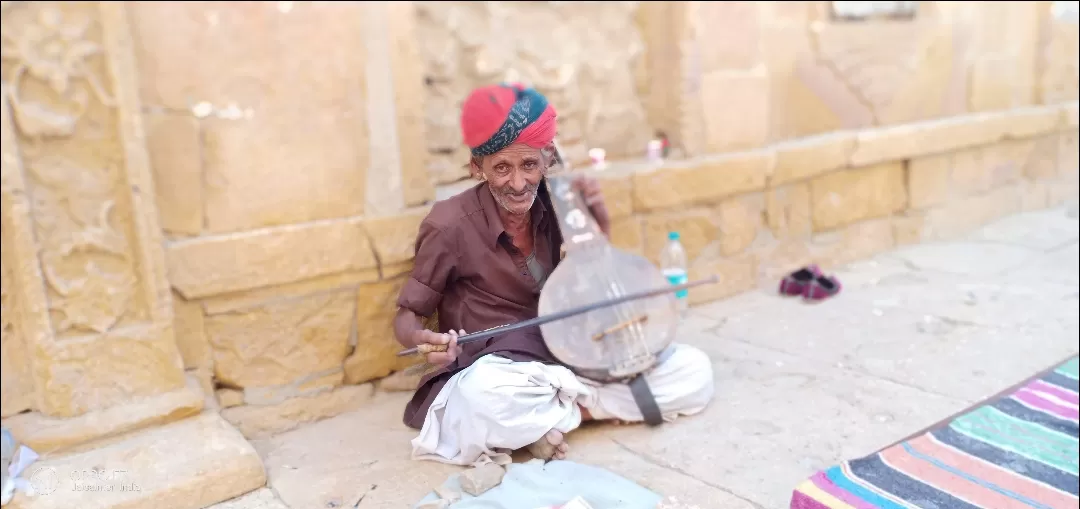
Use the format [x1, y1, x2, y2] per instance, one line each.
[668, 231, 680, 241]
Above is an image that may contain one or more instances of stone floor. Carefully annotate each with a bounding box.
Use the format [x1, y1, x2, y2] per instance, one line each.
[232, 204, 1080, 509]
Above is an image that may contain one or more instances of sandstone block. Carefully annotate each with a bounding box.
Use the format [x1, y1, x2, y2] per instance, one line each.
[753, 240, 815, 286]
[171, 291, 211, 370]
[1022, 135, 1061, 180]
[716, 194, 765, 256]
[810, 218, 895, 269]
[9, 413, 265, 509]
[849, 113, 1009, 167]
[881, 27, 967, 125]
[597, 176, 634, 220]
[696, 2, 761, 72]
[784, 20, 956, 132]
[1, 258, 33, 418]
[948, 148, 991, 196]
[980, 140, 1031, 189]
[344, 278, 421, 384]
[242, 370, 343, 407]
[809, 163, 907, 232]
[35, 327, 187, 418]
[1037, 21, 1080, 104]
[891, 214, 926, 247]
[1018, 180, 1051, 212]
[207, 488, 289, 509]
[951, 140, 1034, 198]
[1064, 102, 1079, 129]
[375, 369, 425, 393]
[130, 2, 371, 232]
[459, 463, 506, 496]
[167, 218, 378, 299]
[381, 261, 415, 280]
[907, 153, 952, 209]
[760, 1, 821, 24]
[764, 184, 812, 239]
[202, 114, 369, 231]
[898, 185, 1025, 243]
[3, 377, 203, 454]
[968, 56, 1017, 113]
[221, 384, 375, 440]
[1059, 130, 1079, 176]
[687, 253, 758, 305]
[700, 68, 770, 153]
[1047, 169, 1080, 206]
[145, 114, 203, 236]
[188, 368, 215, 402]
[200, 271, 381, 315]
[206, 290, 353, 390]
[608, 217, 644, 255]
[1002, 107, 1062, 138]
[631, 152, 771, 211]
[383, 3, 435, 208]
[760, 26, 854, 140]
[642, 210, 719, 264]
[364, 209, 428, 267]
[770, 132, 856, 186]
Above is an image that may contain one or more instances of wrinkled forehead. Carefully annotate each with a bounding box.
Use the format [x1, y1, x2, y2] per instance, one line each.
[481, 143, 546, 166]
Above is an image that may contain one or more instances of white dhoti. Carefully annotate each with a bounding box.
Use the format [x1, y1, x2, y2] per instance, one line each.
[410, 343, 715, 466]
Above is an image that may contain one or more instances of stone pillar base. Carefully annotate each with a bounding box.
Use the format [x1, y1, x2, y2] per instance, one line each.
[2, 376, 204, 454]
[8, 413, 265, 509]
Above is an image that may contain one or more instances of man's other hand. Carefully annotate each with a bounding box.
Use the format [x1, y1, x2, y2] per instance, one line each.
[414, 329, 464, 366]
[571, 175, 610, 236]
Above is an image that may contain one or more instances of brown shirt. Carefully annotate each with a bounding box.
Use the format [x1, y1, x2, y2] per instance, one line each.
[397, 181, 563, 429]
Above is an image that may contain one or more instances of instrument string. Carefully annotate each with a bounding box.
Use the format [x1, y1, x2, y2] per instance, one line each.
[594, 222, 650, 364]
[550, 143, 656, 367]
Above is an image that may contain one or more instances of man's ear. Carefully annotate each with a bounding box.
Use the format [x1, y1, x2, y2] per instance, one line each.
[541, 143, 557, 169]
[467, 156, 481, 180]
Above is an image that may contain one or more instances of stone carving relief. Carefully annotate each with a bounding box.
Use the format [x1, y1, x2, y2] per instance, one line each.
[1, 256, 35, 416]
[1, 6, 115, 137]
[1, 3, 142, 337]
[416, 1, 653, 184]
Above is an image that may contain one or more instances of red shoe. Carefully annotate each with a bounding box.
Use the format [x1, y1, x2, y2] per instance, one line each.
[803, 274, 842, 301]
[779, 265, 821, 296]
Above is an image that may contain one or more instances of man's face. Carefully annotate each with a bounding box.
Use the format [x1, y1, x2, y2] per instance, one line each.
[473, 143, 549, 216]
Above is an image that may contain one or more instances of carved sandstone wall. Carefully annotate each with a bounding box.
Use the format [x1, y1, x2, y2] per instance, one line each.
[0, 3, 1076, 508]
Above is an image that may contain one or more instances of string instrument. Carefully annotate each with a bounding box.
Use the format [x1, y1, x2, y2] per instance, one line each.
[397, 142, 718, 425]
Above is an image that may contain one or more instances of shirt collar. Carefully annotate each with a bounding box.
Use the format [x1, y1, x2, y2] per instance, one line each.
[477, 182, 548, 250]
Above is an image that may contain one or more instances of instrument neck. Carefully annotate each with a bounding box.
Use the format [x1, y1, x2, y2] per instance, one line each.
[543, 173, 608, 253]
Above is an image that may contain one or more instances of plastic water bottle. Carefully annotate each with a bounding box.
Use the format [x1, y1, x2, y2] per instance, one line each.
[660, 231, 689, 315]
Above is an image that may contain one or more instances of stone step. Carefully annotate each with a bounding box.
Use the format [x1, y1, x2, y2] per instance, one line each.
[3, 376, 205, 454]
[9, 413, 266, 509]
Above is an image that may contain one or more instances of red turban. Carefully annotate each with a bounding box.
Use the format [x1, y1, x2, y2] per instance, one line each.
[459, 83, 557, 157]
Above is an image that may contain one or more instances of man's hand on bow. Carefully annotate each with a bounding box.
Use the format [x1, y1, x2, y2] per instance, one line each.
[572, 175, 610, 237]
[412, 329, 464, 366]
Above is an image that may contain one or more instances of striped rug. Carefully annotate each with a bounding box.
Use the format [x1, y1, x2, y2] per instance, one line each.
[790, 356, 1079, 509]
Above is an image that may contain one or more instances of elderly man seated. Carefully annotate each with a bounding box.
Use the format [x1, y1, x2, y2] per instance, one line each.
[394, 83, 715, 466]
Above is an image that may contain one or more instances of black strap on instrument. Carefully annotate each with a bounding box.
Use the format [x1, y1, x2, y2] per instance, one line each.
[628, 375, 664, 426]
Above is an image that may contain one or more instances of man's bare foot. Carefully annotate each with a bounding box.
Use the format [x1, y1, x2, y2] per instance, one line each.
[526, 429, 569, 461]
